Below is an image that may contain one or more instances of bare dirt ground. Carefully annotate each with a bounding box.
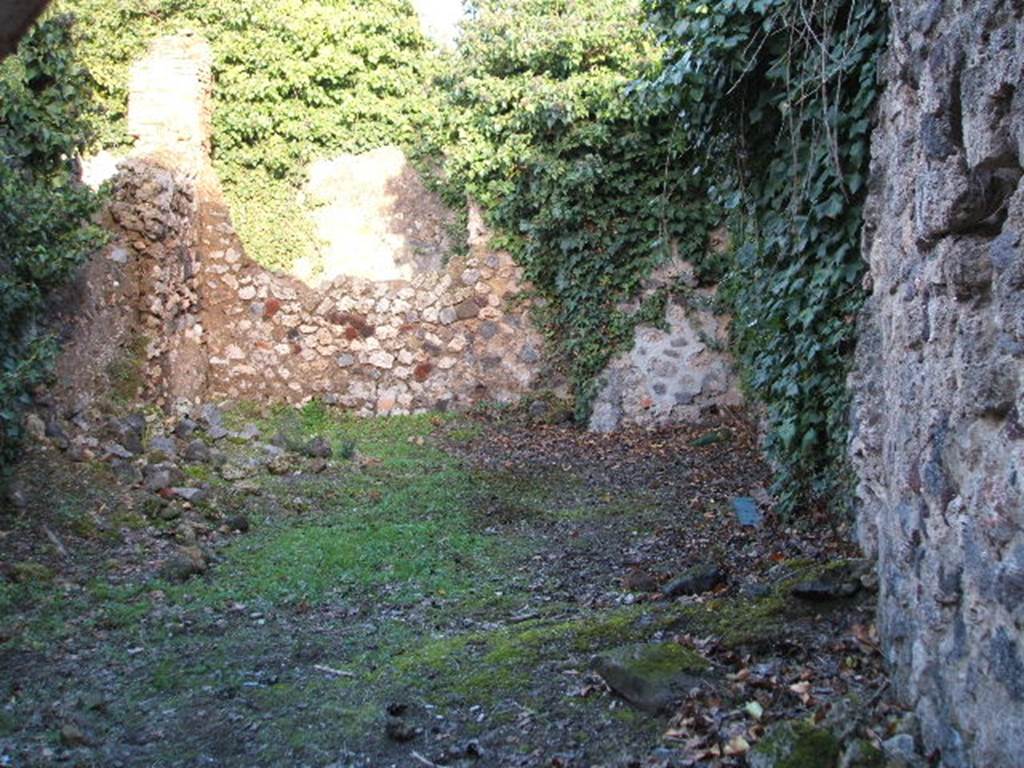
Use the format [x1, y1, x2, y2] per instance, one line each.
[0, 405, 905, 767]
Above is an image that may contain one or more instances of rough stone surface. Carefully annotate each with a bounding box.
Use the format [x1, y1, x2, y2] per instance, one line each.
[849, 3, 1024, 765]
[589, 260, 741, 432]
[55, 33, 742, 435]
[93, 36, 548, 416]
[662, 562, 726, 598]
[590, 643, 711, 713]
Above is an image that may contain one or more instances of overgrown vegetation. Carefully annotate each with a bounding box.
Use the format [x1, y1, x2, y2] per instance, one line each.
[640, 0, 886, 511]
[56, 0, 443, 271]
[442, 0, 886, 513]
[0, 16, 104, 469]
[9, 0, 886, 514]
[442, 0, 719, 414]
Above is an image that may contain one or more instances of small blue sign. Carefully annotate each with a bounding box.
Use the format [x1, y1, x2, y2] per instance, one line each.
[732, 496, 763, 527]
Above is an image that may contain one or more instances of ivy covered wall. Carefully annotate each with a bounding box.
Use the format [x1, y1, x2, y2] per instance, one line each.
[439, 0, 720, 417]
[56, 0, 443, 272]
[639, 0, 887, 513]
[8, 0, 888, 516]
[442, 0, 887, 514]
[0, 15, 104, 468]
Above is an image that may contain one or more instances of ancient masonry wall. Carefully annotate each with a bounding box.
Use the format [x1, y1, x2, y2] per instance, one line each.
[198, 199, 543, 413]
[589, 255, 741, 433]
[849, 2, 1024, 765]
[109, 35, 543, 415]
[96, 33, 741, 424]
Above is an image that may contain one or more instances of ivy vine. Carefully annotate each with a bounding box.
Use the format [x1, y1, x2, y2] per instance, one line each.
[0, 15, 105, 469]
[54, 0, 444, 273]
[640, 0, 887, 513]
[11, 0, 888, 516]
[442, 0, 719, 416]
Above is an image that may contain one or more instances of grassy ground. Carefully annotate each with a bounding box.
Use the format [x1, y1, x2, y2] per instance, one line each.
[0, 405, 871, 767]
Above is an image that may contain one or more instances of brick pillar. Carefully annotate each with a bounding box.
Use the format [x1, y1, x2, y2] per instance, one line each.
[128, 33, 213, 170]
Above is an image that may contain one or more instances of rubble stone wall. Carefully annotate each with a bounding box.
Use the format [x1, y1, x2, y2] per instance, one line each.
[198, 192, 544, 413]
[101, 34, 545, 415]
[849, 2, 1024, 765]
[87, 33, 741, 422]
[108, 158, 207, 409]
[589, 256, 741, 433]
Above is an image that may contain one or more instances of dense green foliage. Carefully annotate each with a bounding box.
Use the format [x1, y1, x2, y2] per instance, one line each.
[442, 0, 885, 512]
[15, 0, 885, 513]
[640, 0, 886, 511]
[56, 0, 442, 272]
[0, 16, 104, 467]
[443, 0, 718, 412]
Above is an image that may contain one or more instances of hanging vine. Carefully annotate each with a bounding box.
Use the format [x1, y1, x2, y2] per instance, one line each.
[640, 0, 887, 513]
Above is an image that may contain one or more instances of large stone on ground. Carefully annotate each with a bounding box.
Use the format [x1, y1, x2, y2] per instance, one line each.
[220, 460, 254, 481]
[591, 642, 711, 713]
[790, 560, 867, 602]
[169, 487, 209, 504]
[199, 404, 224, 429]
[183, 439, 210, 463]
[663, 562, 726, 597]
[266, 453, 295, 476]
[173, 417, 199, 438]
[108, 413, 146, 455]
[143, 462, 183, 493]
[159, 545, 207, 583]
[147, 435, 178, 462]
[301, 436, 333, 459]
[44, 418, 70, 450]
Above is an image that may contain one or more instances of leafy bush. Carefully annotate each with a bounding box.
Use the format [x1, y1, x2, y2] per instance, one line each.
[444, 0, 886, 513]
[0, 15, 105, 466]
[55, 0, 444, 272]
[442, 0, 719, 414]
[641, 0, 886, 512]
[35, 0, 887, 516]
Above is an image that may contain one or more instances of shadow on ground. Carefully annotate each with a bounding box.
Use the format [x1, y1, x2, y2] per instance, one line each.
[0, 405, 885, 767]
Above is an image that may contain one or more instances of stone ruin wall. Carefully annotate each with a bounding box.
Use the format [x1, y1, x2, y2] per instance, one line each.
[108, 160, 207, 409]
[589, 252, 742, 433]
[66, 33, 741, 426]
[850, 1, 1024, 765]
[198, 199, 544, 414]
[92, 34, 546, 416]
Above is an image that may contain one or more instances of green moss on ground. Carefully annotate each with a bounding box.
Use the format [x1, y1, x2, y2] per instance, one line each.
[389, 605, 660, 703]
[622, 642, 709, 677]
[749, 721, 841, 768]
[0, 408, 865, 765]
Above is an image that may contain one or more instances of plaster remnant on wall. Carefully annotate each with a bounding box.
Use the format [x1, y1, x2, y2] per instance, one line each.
[589, 258, 742, 432]
[300, 146, 453, 284]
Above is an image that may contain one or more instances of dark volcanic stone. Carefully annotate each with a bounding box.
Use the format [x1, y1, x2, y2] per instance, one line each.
[791, 561, 867, 601]
[159, 548, 206, 582]
[385, 717, 417, 743]
[184, 439, 211, 463]
[109, 413, 146, 455]
[225, 514, 250, 533]
[302, 436, 333, 459]
[591, 643, 712, 713]
[143, 462, 184, 494]
[663, 563, 726, 597]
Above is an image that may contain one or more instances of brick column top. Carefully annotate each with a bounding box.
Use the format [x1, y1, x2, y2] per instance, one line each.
[128, 33, 213, 170]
